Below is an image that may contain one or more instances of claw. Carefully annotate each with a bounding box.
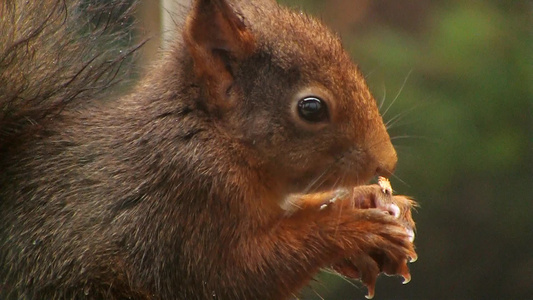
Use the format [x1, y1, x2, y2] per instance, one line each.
[402, 273, 411, 284]
[406, 228, 415, 242]
[398, 261, 412, 284]
[408, 249, 418, 263]
[365, 284, 376, 299]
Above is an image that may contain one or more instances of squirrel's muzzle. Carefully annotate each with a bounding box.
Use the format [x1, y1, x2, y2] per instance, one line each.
[370, 126, 397, 178]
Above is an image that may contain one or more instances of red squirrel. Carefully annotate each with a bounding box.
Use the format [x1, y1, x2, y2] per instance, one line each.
[0, 0, 417, 299]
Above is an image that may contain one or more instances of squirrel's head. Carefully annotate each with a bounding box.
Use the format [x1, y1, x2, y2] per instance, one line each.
[182, 0, 396, 194]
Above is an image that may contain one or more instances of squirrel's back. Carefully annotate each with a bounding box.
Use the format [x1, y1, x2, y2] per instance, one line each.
[0, 0, 140, 152]
[0, 1, 148, 298]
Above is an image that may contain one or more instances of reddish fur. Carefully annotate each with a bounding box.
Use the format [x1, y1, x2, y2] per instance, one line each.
[0, 0, 416, 299]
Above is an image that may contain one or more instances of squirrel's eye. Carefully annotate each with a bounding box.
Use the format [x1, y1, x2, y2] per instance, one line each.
[297, 97, 329, 123]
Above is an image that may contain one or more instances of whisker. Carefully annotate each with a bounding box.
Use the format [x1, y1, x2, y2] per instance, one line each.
[282, 196, 303, 215]
[392, 134, 442, 146]
[382, 69, 413, 118]
[390, 135, 429, 141]
[364, 66, 380, 79]
[388, 119, 423, 130]
[306, 172, 331, 195]
[311, 288, 325, 300]
[385, 103, 421, 130]
[305, 277, 330, 300]
[332, 175, 342, 191]
[389, 172, 410, 188]
[333, 171, 348, 238]
[302, 168, 330, 195]
[290, 293, 299, 300]
[390, 144, 413, 152]
[302, 152, 347, 195]
[323, 269, 362, 290]
[378, 83, 387, 111]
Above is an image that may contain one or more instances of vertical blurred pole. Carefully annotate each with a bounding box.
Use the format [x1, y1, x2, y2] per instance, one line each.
[161, 0, 191, 48]
[137, 0, 191, 66]
[136, 1, 161, 67]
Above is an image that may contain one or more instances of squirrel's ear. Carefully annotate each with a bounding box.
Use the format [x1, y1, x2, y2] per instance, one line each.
[184, 0, 255, 109]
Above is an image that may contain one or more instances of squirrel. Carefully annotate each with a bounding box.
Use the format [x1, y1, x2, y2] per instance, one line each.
[0, 0, 417, 299]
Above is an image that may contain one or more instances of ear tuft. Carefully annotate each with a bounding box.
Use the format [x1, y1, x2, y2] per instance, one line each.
[184, 0, 255, 108]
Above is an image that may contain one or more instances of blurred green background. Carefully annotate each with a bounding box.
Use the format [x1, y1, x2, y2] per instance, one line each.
[276, 0, 532, 299]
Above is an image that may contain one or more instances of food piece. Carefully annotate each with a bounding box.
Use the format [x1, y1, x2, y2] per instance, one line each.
[378, 176, 392, 195]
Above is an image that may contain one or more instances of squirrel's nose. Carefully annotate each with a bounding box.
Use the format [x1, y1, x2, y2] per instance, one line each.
[374, 139, 397, 178]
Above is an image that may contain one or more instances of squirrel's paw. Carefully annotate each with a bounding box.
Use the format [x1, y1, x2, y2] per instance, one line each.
[282, 178, 418, 299]
[331, 209, 417, 299]
[347, 181, 417, 242]
[329, 180, 417, 299]
[304, 183, 417, 240]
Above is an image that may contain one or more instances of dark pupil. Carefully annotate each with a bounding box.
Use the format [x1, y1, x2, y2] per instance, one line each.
[298, 97, 327, 122]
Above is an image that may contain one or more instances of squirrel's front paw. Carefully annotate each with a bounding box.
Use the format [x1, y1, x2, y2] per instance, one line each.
[332, 223, 417, 298]
[310, 179, 417, 242]
[349, 179, 417, 243]
[283, 178, 418, 299]
[331, 179, 417, 299]
[331, 209, 417, 299]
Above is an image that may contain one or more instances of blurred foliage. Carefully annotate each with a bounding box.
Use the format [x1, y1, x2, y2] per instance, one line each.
[280, 0, 532, 299]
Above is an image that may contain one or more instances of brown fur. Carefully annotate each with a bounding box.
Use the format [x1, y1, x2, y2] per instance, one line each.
[0, 0, 416, 299]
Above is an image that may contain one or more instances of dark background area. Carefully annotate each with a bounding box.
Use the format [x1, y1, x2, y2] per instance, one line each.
[276, 0, 532, 299]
